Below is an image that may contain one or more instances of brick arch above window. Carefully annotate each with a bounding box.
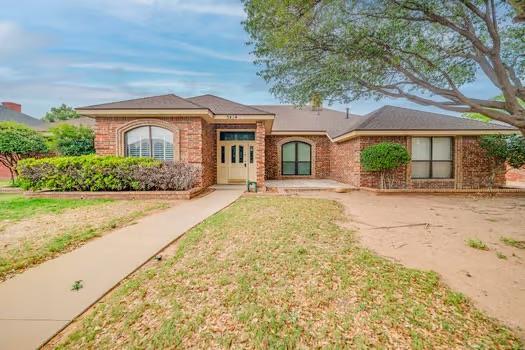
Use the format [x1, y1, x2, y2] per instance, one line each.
[276, 137, 316, 178]
[116, 119, 180, 161]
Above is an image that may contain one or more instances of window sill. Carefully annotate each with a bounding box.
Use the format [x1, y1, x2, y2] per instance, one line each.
[411, 178, 455, 181]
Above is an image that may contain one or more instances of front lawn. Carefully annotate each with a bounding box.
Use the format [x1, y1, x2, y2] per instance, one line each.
[0, 196, 170, 281]
[0, 195, 109, 221]
[52, 197, 521, 349]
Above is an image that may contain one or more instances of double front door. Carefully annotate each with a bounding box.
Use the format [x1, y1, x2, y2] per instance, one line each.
[217, 132, 257, 184]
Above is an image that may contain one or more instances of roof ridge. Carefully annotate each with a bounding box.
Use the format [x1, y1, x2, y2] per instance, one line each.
[188, 94, 273, 115]
[78, 93, 205, 109]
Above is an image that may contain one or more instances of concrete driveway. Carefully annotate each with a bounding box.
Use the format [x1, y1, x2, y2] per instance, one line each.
[0, 186, 243, 350]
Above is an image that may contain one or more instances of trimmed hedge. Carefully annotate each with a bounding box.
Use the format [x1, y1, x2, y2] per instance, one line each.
[17, 155, 200, 191]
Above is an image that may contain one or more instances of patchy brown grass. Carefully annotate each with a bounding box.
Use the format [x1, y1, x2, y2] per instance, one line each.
[51, 197, 522, 349]
[0, 200, 171, 281]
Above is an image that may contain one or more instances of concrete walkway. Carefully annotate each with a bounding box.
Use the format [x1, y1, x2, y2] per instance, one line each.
[0, 186, 243, 350]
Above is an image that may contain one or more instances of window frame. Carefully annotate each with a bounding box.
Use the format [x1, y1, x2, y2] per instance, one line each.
[124, 125, 174, 161]
[281, 141, 312, 176]
[411, 137, 454, 179]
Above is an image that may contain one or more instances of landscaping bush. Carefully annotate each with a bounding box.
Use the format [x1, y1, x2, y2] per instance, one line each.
[17, 155, 200, 191]
[49, 124, 95, 156]
[360, 142, 410, 189]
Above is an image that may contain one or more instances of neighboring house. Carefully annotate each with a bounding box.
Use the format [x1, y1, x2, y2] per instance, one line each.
[0, 102, 48, 179]
[77, 94, 517, 190]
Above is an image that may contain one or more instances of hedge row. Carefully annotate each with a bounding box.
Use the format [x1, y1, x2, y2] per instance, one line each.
[17, 155, 200, 191]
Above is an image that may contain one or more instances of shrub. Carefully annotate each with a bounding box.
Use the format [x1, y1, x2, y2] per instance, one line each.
[17, 155, 200, 191]
[0, 122, 48, 182]
[49, 124, 95, 156]
[360, 142, 410, 189]
[479, 135, 525, 188]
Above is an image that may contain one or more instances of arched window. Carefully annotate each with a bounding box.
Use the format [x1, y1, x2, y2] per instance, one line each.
[282, 141, 311, 175]
[125, 126, 174, 160]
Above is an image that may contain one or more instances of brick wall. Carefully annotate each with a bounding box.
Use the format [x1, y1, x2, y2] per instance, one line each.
[329, 138, 360, 187]
[256, 122, 266, 190]
[460, 136, 505, 189]
[0, 163, 11, 179]
[332, 135, 505, 189]
[358, 136, 409, 189]
[265, 135, 331, 180]
[95, 116, 207, 186]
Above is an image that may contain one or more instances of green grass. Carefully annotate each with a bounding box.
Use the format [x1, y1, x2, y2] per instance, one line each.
[501, 236, 525, 249]
[0, 179, 13, 187]
[466, 238, 489, 251]
[0, 196, 110, 221]
[53, 197, 522, 349]
[496, 252, 508, 260]
[0, 204, 167, 281]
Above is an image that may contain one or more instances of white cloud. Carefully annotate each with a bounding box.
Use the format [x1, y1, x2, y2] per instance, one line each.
[0, 21, 49, 58]
[69, 62, 212, 76]
[172, 40, 252, 62]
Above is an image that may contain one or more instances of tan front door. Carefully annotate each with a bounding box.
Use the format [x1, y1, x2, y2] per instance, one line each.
[217, 140, 256, 184]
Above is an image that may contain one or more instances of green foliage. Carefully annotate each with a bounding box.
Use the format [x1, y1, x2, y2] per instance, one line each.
[49, 124, 95, 156]
[466, 239, 489, 251]
[17, 155, 200, 192]
[500, 236, 525, 249]
[17, 155, 158, 191]
[463, 96, 525, 123]
[43, 104, 80, 122]
[479, 135, 525, 169]
[243, 0, 525, 130]
[360, 142, 410, 189]
[360, 142, 410, 172]
[0, 122, 48, 181]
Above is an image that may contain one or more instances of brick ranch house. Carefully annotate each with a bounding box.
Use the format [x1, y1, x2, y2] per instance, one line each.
[76, 94, 518, 191]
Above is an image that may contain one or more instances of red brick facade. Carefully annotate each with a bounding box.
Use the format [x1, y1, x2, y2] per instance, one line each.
[94, 116, 506, 190]
[0, 163, 11, 179]
[332, 135, 505, 189]
[265, 135, 331, 180]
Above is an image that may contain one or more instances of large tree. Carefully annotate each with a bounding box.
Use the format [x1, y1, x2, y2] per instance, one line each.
[0, 122, 48, 182]
[43, 104, 80, 122]
[243, 0, 525, 134]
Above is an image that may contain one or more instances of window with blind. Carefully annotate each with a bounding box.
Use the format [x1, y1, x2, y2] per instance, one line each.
[282, 141, 311, 176]
[411, 137, 453, 179]
[125, 126, 174, 161]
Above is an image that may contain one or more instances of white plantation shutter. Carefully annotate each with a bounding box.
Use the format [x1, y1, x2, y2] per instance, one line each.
[125, 126, 173, 160]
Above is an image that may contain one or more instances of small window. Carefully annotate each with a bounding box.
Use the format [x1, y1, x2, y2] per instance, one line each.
[220, 146, 225, 164]
[239, 145, 244, 163]
[281, 141, 311, 176]
[231, 145, 237, 164]
[249, 146, 254, 164]
[412, 137, 453, 179]
[220, 131, 255, 141]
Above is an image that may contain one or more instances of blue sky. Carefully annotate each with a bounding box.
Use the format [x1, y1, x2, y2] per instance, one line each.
[0, 0, 499, 118]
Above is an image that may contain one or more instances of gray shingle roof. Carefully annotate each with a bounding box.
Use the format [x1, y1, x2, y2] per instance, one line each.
[77, 94, 205, 110]
[188, 95, 272, 115]
[336, 105, 515, 136]
[0, 106, 47, 131]
[253, 105, 365, 138]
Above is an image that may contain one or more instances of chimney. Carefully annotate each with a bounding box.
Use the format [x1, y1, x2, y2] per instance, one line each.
[2, 102, 21, 113]
[310, 93, 322, 112]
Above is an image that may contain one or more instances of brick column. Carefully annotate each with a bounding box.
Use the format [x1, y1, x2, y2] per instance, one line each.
[256, 121, 266, 191]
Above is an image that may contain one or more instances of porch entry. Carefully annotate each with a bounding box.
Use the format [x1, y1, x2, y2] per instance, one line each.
[217, 131, 257, 184]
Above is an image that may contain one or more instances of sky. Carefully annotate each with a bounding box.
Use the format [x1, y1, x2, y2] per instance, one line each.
[0, 0, 500, 119]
